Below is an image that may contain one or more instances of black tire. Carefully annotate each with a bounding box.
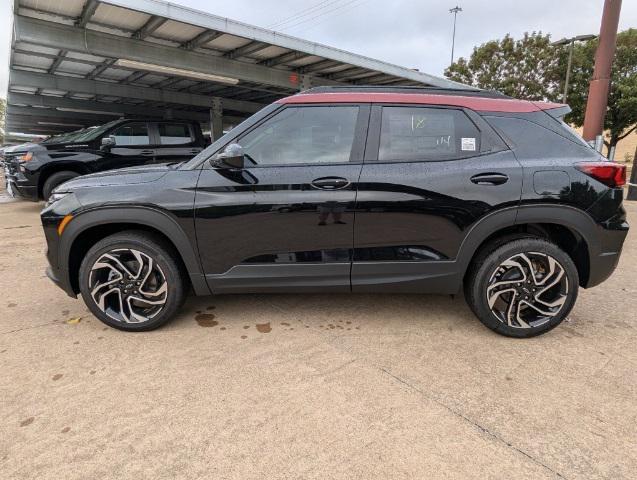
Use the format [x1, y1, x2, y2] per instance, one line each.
[79, 231, 187, 332]
[42, 171, 80, 200]
[465, 237, 579, 338]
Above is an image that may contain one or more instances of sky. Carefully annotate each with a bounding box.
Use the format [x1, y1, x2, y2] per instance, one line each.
[1, 0, 637, 99]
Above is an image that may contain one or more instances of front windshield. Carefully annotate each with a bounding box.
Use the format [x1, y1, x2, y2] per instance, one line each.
[71, 120, 122, 143]
[42, 128, 90, 144]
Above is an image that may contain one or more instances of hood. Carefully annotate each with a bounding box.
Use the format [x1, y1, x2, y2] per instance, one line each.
[3, 142, 41, 155]
[57, 163, 175, 192]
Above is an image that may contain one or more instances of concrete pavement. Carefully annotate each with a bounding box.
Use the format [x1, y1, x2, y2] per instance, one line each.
[1, 197, 636, 480]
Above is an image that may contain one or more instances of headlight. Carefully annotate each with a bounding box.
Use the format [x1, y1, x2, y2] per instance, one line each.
[45, 191, 72, 207]
[18, 152, 33, 162]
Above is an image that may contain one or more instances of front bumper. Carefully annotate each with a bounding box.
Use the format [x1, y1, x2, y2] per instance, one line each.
[45, 265, 77, 298]
[4, 164, 39, 201]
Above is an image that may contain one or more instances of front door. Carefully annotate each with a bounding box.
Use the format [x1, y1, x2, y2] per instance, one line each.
[352, 105, 523, 292]
[99, 121, 155, 170]
[195, 104, 369, 293]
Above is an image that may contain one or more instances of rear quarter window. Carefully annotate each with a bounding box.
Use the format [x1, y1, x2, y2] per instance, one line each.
[484, 116, 598, 160]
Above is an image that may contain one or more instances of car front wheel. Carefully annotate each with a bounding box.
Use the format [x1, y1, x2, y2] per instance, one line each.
[465, 237, 579, 338]
[79, 231, 186, 331]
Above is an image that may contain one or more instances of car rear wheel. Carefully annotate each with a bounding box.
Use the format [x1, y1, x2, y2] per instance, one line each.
[465, 237, 578, 338]
[79, 231, 186, 331]
[42, 171, 80, 200]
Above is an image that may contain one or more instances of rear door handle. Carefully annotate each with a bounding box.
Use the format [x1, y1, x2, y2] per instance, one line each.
[311, 177, 351, 190]
[140, 150, 155, 156]
[470, 173, 509, 185]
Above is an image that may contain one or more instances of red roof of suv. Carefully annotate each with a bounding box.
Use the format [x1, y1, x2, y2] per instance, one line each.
[277, 92, 565, 113]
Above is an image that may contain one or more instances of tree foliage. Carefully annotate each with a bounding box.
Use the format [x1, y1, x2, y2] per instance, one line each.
[445, 29, 637, 154]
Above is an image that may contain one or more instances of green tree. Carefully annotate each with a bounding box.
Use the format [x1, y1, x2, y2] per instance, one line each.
[445, 29, 637, 156]
[567, 29, 637, 153]
[445, 32, 563, 101]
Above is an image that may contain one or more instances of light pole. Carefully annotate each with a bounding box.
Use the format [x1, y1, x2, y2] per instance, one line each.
[552, 34, 597, 104]
[449, 6, 462, 66]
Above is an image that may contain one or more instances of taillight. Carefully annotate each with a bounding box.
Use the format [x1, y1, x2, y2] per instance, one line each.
[575, 162, 626, 188]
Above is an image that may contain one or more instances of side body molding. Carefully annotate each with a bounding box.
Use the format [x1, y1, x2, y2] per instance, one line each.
[60, 206, 210, 296]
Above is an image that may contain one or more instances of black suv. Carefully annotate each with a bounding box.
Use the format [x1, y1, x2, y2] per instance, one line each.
[40, 87, 628, 337]
[5, 119, 205, 200]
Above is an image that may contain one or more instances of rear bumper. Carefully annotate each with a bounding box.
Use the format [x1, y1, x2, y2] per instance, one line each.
[585, 221, 629, 288]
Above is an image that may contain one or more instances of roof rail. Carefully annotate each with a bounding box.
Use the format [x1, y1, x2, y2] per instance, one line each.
[300, 85, 511, 99]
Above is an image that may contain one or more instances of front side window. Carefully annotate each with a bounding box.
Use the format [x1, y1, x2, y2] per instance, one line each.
[159, 123, 192, 145]
[379, 107, 481, 161]
[112, 123, 150, 146]
[238, 106, 359, 166]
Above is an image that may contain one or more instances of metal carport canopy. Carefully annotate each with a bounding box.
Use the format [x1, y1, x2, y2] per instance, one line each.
[7, 0, 474, 137]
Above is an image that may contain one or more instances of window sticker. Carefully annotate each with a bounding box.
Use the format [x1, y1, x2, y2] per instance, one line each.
[461, 137, 476, 151]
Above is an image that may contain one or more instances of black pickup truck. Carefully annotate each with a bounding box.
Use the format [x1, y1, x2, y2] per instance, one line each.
[4, 119, 206, 200]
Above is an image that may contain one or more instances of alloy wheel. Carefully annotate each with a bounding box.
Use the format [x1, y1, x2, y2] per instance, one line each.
[88, 248, 168, 324]
[486, 252, 569, 329]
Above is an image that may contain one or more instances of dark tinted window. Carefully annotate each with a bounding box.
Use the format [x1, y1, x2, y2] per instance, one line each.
[239, 106, 359, 165]
[112, 123, 150, 146]
[159, 123, 192, 145]
[485, 116, 598, 160]
[379, 107, 480, 161]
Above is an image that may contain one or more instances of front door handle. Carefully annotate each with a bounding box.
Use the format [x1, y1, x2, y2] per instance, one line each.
[140, 150, 154, 156]
[311, 177, 351, 190]
[470, 173, 509, 185]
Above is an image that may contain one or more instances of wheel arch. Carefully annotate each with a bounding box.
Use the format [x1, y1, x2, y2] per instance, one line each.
[38, 162, 91, 198]
[458, 205, 599, 288]
[61, 207, 209, 296]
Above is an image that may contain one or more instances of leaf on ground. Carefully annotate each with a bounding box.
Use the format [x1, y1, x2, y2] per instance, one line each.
[66, 317, 82, 325]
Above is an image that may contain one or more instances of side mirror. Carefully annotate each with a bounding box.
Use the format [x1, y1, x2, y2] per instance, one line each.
[211, 143, 245, 169]
[101, 136, 115, 149]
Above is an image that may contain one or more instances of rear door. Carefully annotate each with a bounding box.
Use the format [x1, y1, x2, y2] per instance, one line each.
[153, 122, 203, 164]
[352, 104, 522, 292]
[98, 121, 155, 170]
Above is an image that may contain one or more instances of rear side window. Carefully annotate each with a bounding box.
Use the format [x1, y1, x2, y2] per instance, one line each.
[159, 123, 193, 145]
[112, 123, 150, 146]
[379, 107, 481, 161]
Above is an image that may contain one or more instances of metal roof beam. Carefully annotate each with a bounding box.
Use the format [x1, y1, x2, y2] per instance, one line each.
[329, 67, 370, 81]
[47, 49, 68, 74]
[75, 0, 99, 28]
[181, 30, 223, 50]
[224, 41, 269, 59]
[7, 105, 116, 123]
[132, 16, 167, 40]
[86, 59, 117, 80]
[7, 92, 246, 124]
[120, 71, 148, 84]
[299, 60, 341, 74]
[260, 51, 309, 67]
[9, 69, 265, 114]
[14, 15, 338, 90]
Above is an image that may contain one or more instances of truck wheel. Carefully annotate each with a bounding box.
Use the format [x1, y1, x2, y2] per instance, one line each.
[42, 171, 80, 200]
[465, 237, 579, 338]
[79, 231, 187, 332]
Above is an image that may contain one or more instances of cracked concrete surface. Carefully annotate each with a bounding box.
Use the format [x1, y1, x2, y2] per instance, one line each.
[0, 196, 636, 480]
